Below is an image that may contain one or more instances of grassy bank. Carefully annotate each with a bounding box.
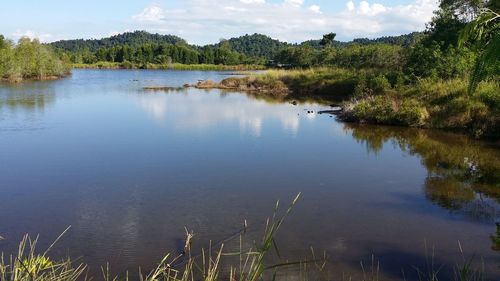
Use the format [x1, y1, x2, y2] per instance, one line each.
[72, 61, 266, 71]
[195, 68, 498, 140]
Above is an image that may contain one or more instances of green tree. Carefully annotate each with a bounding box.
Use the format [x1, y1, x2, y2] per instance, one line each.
[319, 33, 336, 48]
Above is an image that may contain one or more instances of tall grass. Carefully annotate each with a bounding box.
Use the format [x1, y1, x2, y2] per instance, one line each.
[0, 227, 86, 281]
[0, 193, 490, 281]
[0, 194, 312, 281]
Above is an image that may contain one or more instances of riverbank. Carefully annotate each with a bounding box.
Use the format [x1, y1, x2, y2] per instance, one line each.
[0, 75, 67, 83]
[72, 62, 266, 71]
[184, 68, 499, 140]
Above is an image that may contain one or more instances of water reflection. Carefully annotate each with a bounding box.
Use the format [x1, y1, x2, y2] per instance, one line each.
[344, 124, 500, 224]
[0, 84, 56, 132]
[0, 83, 56, 113]
[2, 70, 499, 280]
[135, 89, 325, 137]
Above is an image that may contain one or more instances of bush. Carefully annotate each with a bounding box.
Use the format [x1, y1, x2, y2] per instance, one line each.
[354, 73, 392, 96]
[120, 60, 134, 69]
[396, 99, 429, 126]
[0, 37, 70, 81]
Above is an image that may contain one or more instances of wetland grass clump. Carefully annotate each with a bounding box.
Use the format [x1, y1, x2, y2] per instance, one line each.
[0, 227, 86, 281]
[341, 78, 500, 138]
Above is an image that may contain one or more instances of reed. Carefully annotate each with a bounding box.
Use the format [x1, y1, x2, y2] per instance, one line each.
[0, 194, 316, 281]
[0, 194, 489, 281]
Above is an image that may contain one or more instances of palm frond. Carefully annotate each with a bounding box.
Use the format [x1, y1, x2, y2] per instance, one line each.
[468, 32, 500, 94]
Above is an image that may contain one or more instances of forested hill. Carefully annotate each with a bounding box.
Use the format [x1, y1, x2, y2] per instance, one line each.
[50, 31, 186, 52]
[50, 31, 422, 59]
[214, 32, 422, 59]
[301, 32, 422, 49]
[211, 34, 288, 60]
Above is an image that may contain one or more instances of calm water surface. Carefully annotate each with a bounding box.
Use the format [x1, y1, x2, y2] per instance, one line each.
[0, 70, 499, 280]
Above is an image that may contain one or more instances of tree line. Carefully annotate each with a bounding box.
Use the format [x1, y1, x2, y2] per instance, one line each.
[49, 31, 424, 68]
[61, 41, 265, 66]
[0, 36, 69, 81]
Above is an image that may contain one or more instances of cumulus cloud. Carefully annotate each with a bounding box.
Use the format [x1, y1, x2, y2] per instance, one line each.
[240, 0, 265, 3]
[337, 0, 438, 36]
[309, 5, 322, 14]
[284, 0, 304, 7]
[12, 30, 55, 42]
[131, 0, 439, 44]
[132, 6, 165, 23]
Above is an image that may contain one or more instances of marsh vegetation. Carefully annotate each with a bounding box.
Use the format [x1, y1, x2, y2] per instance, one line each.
[0, 36, 70, 82]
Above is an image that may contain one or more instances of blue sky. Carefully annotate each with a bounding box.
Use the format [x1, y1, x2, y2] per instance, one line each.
[0, 0, 439, 44]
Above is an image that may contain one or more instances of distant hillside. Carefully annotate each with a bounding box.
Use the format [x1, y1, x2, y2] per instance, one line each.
[50, 31, 187, 52]
[301, 32, 423, 49]
[49, 31, 424, 61]
[351, 32, 423, 47]
[213, 34, 289, 60]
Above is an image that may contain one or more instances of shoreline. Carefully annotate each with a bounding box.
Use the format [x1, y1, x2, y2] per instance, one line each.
[0, 75, 69, 83]
[173, 68, 499, 141]
[72, 62, 267, 71]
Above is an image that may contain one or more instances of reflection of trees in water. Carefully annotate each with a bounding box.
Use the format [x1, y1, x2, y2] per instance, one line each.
[345, 124, 500, 225]
[0, 84, 55, 112]
[492, 223, 500, 251]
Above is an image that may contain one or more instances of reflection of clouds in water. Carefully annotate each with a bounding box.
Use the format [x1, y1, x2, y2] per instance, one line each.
[240, 117, 263, 137]
[135, 91, 321, 136]
[281, 116, 300, 136]
[137, 95, 168, 122]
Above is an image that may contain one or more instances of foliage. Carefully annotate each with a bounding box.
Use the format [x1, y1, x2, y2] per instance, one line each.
[275, 46, 316, 67]
[50, 31, 427, 68]
[331, 43, 405, 70]
[343, 78, 499, 138]
[58, 41, 262, 66]
[50, 31, 186, 52]
[215, 33, 287, 60]
[405, 40, 476, 80]
[0, 37, 70, 82]
[348, 95, 428, 126]
[319, 33, 336, 48]
[459, 7, 500, 94]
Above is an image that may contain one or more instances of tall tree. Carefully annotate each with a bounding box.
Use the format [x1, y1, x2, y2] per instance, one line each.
[319, 33, 336, 48]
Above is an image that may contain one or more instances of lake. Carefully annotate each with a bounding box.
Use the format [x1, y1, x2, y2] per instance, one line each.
[0, 69, 499, 280]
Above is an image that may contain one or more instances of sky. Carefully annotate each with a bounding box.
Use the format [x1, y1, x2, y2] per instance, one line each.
[0, 0, 439, 45]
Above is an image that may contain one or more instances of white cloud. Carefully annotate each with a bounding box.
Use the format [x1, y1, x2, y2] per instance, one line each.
[346, 1, 355, 12]
[130, 0, 439, 44]
[284, 0, 304, 7]
[309, 5, 321, 14]
[12, 30, 55, 43]
[240, 0, 265, 3]
[337, 0, 438, 36]
[132, 6, 165, 23]
[357, 1, 387, 16]
[224, 6, 247, 12]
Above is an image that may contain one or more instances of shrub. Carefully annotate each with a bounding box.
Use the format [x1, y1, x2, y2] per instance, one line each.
[396, 99, 429, 126]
